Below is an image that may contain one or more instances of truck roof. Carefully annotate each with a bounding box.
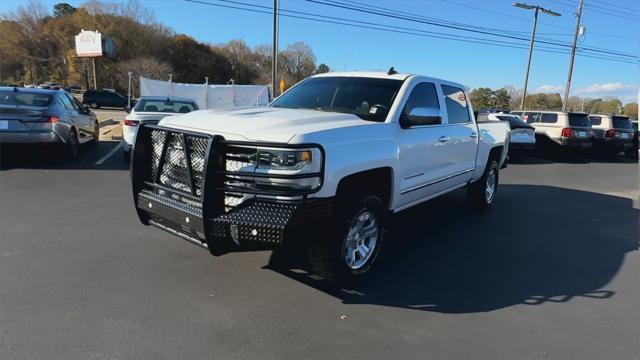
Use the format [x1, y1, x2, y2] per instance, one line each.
[311, 71, 465, 90]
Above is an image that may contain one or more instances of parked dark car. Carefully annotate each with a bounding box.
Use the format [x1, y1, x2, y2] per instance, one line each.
[83, 89, 129, 109]
[0, 87, 99, 158]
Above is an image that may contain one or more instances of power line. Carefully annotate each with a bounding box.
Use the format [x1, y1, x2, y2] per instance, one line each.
[183, 0, 639, 64]
[547, 0, 638, 22]
[589, 0, 639, 13]
[308, 0, 638, 59]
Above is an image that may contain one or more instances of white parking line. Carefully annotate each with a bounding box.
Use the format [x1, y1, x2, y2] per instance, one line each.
[95, 142, 122, 165]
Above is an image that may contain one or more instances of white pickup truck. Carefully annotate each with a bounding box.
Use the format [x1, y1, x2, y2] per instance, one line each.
[130, 71, 510, 283]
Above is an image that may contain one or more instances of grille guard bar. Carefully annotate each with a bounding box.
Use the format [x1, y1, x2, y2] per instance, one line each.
[131, 123, 325, 223]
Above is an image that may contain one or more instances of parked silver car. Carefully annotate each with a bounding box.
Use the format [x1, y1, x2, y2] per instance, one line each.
[0, 87, 99, 157]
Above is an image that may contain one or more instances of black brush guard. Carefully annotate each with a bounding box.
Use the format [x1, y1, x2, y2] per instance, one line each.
[131, 124, 332, 255]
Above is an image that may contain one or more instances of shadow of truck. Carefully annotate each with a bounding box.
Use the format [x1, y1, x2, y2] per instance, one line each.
[267, 184, 638, 314]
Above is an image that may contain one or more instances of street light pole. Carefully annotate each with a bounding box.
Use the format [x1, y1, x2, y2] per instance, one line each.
[127, 71, 132, 108]
[513, 3, 561, 110]
[272, 0, 279, 99]
[562, 0, 584, 111]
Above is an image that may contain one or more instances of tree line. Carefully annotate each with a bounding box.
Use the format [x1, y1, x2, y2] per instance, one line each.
[469, 87, 637, 119]
[0, 0, 330, 96]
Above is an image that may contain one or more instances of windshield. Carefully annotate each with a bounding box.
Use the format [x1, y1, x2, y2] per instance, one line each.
[134, 99, 197, 113]
[568, 113, 591, 127]
[612, 116, 632, 129]
[0, 90, 52, 107]
[270, 77, 403, 122]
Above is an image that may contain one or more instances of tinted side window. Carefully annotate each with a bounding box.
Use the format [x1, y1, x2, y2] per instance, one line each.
[441, 85, 470, 124]
[64, 93, 79, 110]
[541, 113, 558, 123]
[403, 82, 440, 116]
[589, 116, 602, 126]
[59, 94, 76, 111]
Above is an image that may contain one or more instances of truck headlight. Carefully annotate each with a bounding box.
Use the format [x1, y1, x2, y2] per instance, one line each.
[253, 147, 323, 192]
[256, 148, 322, 173]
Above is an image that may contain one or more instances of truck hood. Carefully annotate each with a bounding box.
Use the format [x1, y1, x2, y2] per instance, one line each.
[158, 107, 369, 142]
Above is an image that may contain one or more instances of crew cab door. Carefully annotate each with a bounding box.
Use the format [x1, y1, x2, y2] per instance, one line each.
[439, 84, 477, 183]
[396, 82, 452, 209]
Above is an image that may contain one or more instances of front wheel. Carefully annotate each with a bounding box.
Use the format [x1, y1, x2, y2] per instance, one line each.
[467, 159, 499, 209]
[90, 122, 99, 145]
[89, 102, 99, 109]
[308, 195, 386, 285]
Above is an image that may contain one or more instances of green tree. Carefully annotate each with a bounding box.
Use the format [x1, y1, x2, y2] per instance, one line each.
[469, 87, 494, 109]
[53, 3, 76, 17]
[493, 88, 510, 109]
[316, 63, 330, 74]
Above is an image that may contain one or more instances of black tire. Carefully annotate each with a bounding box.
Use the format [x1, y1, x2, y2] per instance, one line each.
[66, 129, 79, 159]
[308, 195, 386, 285]
[90, 122, 99, 145]
[122, 149, 130, 162]
[89, 102, 99, 109]
[467, 158, 499, 209]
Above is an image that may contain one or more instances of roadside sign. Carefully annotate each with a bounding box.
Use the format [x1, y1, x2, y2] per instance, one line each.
[75, 30, 102, 57]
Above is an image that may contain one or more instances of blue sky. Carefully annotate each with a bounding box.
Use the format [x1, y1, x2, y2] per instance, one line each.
[2, 0, 639, 102]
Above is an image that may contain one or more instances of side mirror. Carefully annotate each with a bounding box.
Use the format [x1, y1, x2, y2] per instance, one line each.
[402, 107, 442, 128]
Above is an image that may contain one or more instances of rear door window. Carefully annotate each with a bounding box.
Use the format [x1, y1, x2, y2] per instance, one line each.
[568, 113, 591, 127]
[441, 85, 470, 124]
[589, 116, 602, 126]
[540, 113, 558, 123]
[612, 116, 633, 129]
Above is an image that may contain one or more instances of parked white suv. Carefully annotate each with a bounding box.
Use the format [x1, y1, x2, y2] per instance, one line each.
[588, 114, 634, 157]
[129, 72, 510, 283]
[510, 110, 592, 152]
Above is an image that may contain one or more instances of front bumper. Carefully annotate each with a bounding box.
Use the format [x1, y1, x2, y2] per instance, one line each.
[131, 124, 329, 255]
[138, 189, 333, 254]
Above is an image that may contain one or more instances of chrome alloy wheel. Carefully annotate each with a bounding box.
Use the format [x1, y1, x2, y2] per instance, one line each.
[342, 210, 379, 270]
[485, 168, 497, 203]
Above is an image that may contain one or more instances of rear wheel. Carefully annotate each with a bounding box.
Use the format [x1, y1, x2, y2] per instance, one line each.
[467, 159, 499, 209]
[308, 195, 386, 285]
[66, 129, 79, 159]
[89, 102, 99, 109]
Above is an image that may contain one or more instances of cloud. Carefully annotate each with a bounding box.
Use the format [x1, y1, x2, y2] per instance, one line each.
[536, 85, 563, 93]
[575, 82, 637, 95]
[573, 82, 638, 103]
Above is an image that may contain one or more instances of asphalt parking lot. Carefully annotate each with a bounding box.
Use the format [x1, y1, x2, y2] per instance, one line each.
[0, 144, 638, 360]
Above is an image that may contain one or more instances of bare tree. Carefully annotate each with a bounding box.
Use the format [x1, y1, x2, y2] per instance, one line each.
[114, 57, 173, 97]
[280, 41, 316, 83]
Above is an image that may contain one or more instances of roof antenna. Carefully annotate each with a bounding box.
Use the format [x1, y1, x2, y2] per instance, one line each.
[387, 67, 397, 75]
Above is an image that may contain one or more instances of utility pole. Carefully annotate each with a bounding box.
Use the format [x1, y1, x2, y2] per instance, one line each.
[562, 0, 584, 111]
[513, 3, 561, 110]
[272, 0, 279, 99]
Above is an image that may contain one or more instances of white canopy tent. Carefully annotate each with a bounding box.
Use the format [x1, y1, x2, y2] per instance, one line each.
[139, 77, 270, 110]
